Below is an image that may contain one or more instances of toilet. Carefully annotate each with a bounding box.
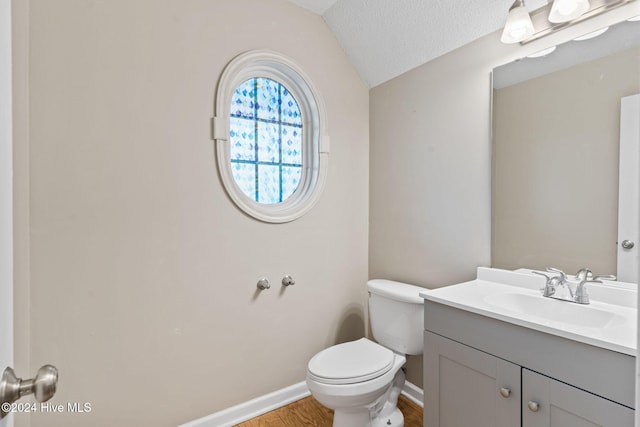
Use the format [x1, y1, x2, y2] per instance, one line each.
[306, 279, 425, 427]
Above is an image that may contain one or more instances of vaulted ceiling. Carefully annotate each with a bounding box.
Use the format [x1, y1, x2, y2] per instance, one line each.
[288, 0, 548, 87]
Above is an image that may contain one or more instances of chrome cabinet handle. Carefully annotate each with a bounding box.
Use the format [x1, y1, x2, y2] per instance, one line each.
[527, 400, 540, 412]
[1, 365, 58, 418]
[499, 387, 511, 398]
[622, 240, 635, 250]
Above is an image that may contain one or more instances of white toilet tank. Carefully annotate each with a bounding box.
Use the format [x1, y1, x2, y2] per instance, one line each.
[367, 279, 425, 356]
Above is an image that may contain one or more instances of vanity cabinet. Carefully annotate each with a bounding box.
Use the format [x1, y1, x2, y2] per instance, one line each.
[425, 332, 634, 427]
[423, 299, 636, 427]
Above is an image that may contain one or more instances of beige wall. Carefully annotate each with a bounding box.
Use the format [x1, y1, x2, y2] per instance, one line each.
[369, 3, 639, 388]
[493, 47, 640, 273]
[16, 0, 369, 426]
[369, 34, 497, 387]
[15, 0, 640, 420]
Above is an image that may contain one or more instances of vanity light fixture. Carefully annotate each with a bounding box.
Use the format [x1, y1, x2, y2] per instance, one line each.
[501, 0, 535, 44]
[549, 0, 591, 23]
[501, 0, 635, 45]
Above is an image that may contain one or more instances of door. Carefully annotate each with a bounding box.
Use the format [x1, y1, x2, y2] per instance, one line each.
[0, 0, 13, 425]
[617, 93, 640, 283]
[522, 369, 634, 427]
[424, 331, 521, 427]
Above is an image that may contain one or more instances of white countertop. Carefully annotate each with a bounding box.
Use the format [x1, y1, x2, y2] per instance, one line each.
[420, 267, 637, 356]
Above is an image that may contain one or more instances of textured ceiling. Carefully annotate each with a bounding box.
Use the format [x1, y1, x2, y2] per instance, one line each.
[289, 0, 548, 87]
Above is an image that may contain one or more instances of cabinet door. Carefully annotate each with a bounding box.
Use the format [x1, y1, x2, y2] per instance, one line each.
[522, 369, 634, 427]
[424, 331, 520, 427]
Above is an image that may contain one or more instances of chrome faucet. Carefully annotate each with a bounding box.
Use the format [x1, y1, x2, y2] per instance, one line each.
[532, 268, 571, 299]
[532, 267, 603, 305]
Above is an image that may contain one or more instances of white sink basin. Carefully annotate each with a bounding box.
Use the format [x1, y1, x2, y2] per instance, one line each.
[420, 267, 637, 355]
[484, 292, 626, 329]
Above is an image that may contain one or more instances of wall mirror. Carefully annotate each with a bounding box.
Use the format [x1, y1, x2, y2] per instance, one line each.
[491, 16, 640, 282]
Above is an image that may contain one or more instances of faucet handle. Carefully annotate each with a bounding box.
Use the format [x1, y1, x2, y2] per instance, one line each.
[593, 274, 616, 281]
[574, 268, 593, 281]
[531, 271, 551, 280]
[574, 268, 616, 282]
[532, 271, 555, 297]
[546, 267, 567, 281]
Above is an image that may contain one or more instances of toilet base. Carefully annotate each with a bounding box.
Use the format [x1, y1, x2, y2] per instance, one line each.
[372, 407, 404, 427]
[330, 367, 406, 427]
[332, 406, 404, 427]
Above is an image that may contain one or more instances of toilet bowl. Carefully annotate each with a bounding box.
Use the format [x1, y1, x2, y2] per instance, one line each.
[306, 280, 425, 427]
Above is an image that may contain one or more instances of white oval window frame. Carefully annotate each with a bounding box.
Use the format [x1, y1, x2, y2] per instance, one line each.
[213, 50, 329, 223]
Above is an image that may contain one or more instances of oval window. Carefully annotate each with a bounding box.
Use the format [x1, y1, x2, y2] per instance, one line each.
[213, 50, 329, 223]
[229, 77, 303, 204]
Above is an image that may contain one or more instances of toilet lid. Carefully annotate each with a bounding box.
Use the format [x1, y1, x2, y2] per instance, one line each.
[307, 338, 395, 385]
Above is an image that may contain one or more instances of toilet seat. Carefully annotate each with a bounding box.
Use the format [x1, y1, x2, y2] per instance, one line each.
[307, 338, 394, 385]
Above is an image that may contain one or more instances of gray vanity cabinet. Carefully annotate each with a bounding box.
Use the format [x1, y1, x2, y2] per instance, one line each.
[424, 332, 520, 427]
[522, 369, 634, 427]
[425, 331, 635, 427]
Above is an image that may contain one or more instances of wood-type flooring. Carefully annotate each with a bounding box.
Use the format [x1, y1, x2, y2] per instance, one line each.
[235, 394, 423, 426]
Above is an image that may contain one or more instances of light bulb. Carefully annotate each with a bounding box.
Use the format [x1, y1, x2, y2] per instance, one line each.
[548, 0, 590, 23]
[501, 1, 535, 44]
[558, 2, 578, 16]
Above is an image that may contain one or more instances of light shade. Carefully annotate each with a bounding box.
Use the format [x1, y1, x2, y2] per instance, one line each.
[573, 26, 608, 40]
[548, 0, 591, 23]
[501, 0, 535, 44]
[527, 46, 557, 58]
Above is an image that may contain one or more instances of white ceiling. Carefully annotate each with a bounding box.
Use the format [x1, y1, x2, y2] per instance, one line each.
[288, 0, 548, 87]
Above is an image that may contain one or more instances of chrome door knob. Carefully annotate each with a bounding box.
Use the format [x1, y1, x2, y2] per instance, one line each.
[32, 365, 58, 402]
[1, 365, 58, 419]
[527, 401, 540, 412]
[621, 240, 635, 249]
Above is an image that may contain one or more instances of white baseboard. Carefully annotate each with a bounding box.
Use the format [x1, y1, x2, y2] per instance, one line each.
[178, 382, 310, 427]
[401, 381, 424, 408]
[178, 381, 423, 427]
